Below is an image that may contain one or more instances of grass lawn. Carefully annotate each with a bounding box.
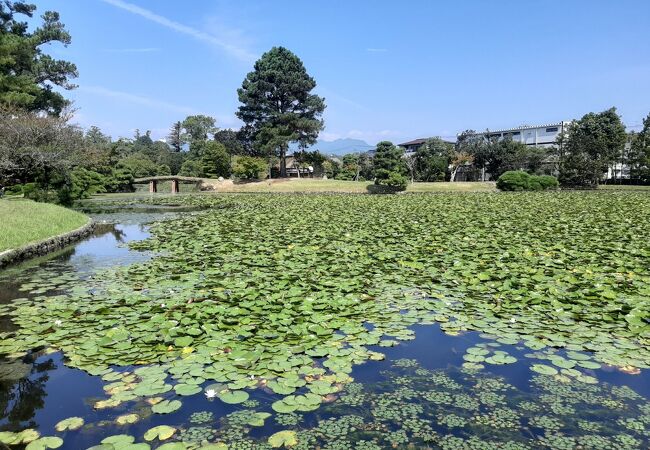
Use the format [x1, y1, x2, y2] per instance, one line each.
[86, 179, 497, 202]
[0, 199, 89, 252]
[222, 179, 497, 193]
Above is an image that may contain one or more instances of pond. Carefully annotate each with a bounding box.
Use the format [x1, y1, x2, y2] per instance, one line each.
[0, 192, 649, 449]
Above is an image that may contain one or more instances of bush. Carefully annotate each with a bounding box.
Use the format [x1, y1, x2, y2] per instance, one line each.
[104, 169, 134, 193]
[232, 156, 267, 180]
[496, 171, 559, 191]
[536, 175, 560, 190]
[5, 184, 25, 195]
[496, 171, 531, 191]
[375, 169, 408, 191]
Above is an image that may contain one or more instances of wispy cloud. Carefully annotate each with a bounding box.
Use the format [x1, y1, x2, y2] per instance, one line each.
[100, 0, 257, 62]
[317, 86, 369, 112]
[104, 47, 161, 53]
[366, 48, 388, 53]
[81, 85, 196, 115]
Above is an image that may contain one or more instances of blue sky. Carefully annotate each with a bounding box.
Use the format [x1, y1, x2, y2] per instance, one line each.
[42, 0, 650, 144]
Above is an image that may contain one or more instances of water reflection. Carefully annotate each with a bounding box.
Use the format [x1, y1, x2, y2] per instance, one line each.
[0, 352, 56, 431]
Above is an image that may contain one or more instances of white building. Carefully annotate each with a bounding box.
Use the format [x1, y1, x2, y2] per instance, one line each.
[474, 121, 571, 148]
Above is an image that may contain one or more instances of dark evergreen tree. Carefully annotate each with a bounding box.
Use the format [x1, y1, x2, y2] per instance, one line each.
[236, 47, 325, 177]
[168, 121, 184, 152]
[0, 1, 78, 115]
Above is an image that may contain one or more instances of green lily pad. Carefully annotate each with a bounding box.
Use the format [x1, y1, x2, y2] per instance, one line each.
[151, 399, 182, 414]
[531, 364, 558, 375]
[54, 417, 84, 432]
[25, 437, 64, 450]
[143, 425, 176, 441]
[218, 390, 249, 404]
[268, 430, 298, 448]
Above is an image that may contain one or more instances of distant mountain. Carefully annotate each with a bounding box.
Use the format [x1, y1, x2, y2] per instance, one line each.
[290, 138, 374, 156]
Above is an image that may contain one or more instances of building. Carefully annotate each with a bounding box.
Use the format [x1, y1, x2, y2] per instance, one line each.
[472, 122, 571, 148]
[397, 138, 455, 155]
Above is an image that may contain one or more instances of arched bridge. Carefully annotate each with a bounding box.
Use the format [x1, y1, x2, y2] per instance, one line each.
[133, 176, 204, 193]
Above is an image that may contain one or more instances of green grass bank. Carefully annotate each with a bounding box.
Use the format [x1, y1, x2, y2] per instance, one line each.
[0, 199, 90, 252]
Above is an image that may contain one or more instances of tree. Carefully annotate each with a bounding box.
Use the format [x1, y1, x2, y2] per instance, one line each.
[167, 121, 184, 152]
[214, 129, 245, 157]
[201, 141, 230, 178]
[236, 47, 325, 177]
[182, 115, 217, 145]
[455, 130, 487, 181]
[0, 2, 78, 115]
[559, 107, 627, 187]
[629, 113, 650, 183]
[413, 138, 453, 181]
[0, 105, 83, 186]
[482, 138, 532, 179]
[372, 141, 407, 189]
[179, 159, 203, 178]
[84, 126, 111, 146]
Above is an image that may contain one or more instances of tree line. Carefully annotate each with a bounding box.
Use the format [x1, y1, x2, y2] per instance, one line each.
[0, 3, 328, 203]
[1, 1, 649, 202]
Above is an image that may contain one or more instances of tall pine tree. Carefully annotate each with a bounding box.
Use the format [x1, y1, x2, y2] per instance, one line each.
[236, 47, 325, 177]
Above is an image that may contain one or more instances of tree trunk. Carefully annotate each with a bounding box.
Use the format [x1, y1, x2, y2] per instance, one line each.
[279, 146, 287, 178]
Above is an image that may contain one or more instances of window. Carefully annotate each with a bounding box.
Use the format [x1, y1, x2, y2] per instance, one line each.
[546, 127, 558, 132]
[512, 131, 521, 136]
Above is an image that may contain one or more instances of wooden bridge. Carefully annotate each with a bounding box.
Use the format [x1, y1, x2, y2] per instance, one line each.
[133, 176, 204, 193]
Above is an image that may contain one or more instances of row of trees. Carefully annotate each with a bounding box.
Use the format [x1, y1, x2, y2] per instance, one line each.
[451, 107, 650, 187]
[0, 2, 329, 202]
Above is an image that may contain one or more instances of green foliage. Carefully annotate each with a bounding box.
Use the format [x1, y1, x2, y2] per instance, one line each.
[201, 141, 231, 178]
[412, 138, 452, 181]
[375, 171, 408, 191]
[181, 115, 217, 145]
[629, 113, 650, 183]
[336, 153, 372, 181]
[179, 159, 204, 178]
[117, 153, 169, 178]
[496, 171, 558, 191]
[0, 2, 78, 115]
[236, 47, 325, 176]
[167, 121, 184, 152]
[559, 107, 627, 187]
[214, 129, 245, 156]
[373, 141, 407, 190]
[232, 155, 268, 180]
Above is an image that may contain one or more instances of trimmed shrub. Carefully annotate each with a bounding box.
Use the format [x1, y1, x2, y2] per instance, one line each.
[536, 175, 560, 190]
[496, 171, 531, 191]
[497, 171, 558, 191]
[375, 169, 408, 191]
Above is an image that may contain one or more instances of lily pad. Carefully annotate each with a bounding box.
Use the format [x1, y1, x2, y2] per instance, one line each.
[268, 430, 298, 448]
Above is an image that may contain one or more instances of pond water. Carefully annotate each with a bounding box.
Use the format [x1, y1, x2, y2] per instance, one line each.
[1, 195, 649, 449]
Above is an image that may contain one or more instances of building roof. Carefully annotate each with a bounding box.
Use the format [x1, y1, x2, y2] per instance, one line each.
[398, 137, 455, 147]
[474, 122, 569, 135]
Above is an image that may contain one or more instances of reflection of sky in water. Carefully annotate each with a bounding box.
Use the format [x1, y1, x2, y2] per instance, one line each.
[67, 223, 152, 272]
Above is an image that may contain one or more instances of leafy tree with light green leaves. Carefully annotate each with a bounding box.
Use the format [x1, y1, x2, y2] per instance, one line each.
[629, 113, 650, 183]
[558, 107, 627, 187]
[201, 141, 230, 178]
[0, 1, 78, 115]
[236, 47, 326, 177]
[179, 159, 203, 178]
[182, 115, 217, 158]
